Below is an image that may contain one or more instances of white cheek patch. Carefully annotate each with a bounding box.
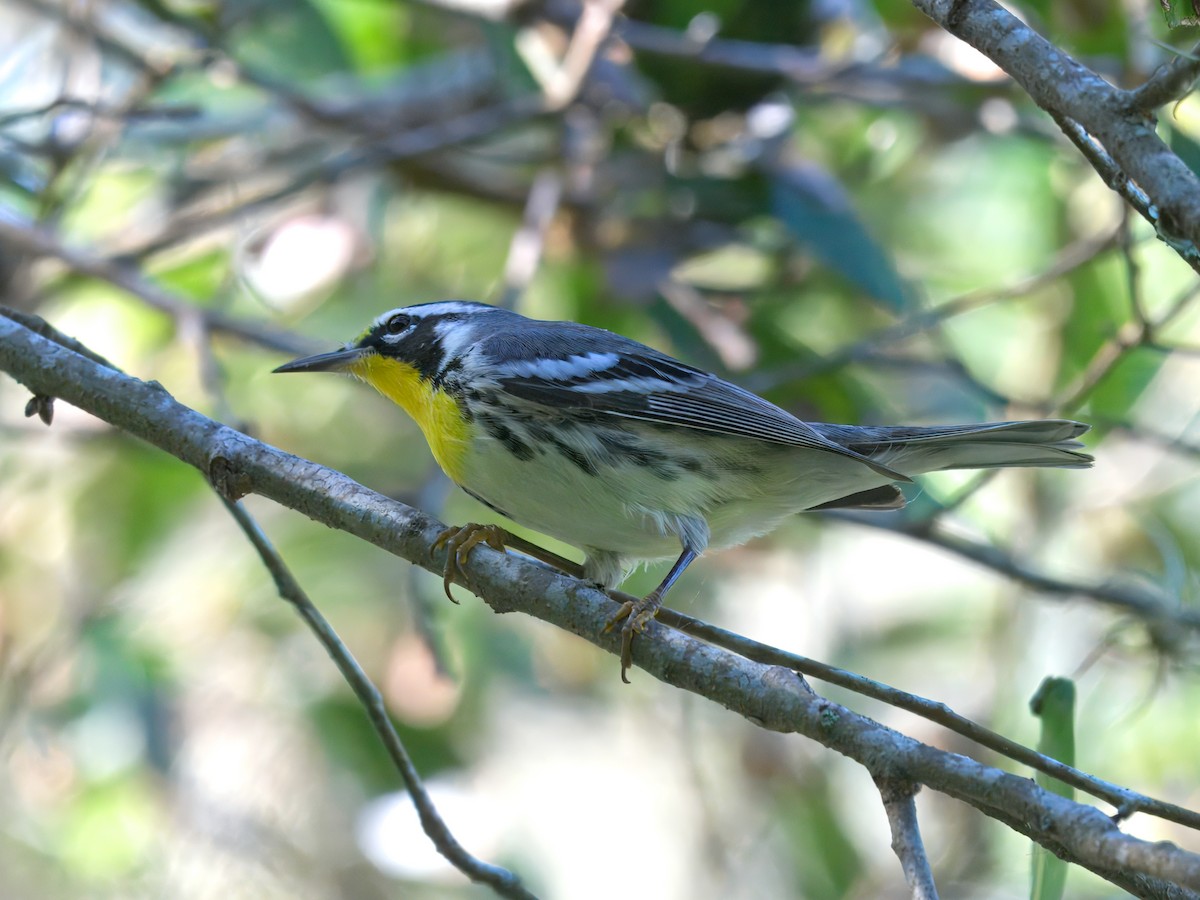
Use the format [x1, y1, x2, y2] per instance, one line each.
[507, 352, 620, 381]
[434, 324, 477, 361]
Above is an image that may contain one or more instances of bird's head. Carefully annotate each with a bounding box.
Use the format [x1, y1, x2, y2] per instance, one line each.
[273, 300, 500, 386]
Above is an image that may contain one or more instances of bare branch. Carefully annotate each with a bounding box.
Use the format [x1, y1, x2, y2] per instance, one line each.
[0, 208, 313, 354]
[0, 303, 535, 896]
[498, 168, 564, 308]
[221, 499, 537, 900]
[828, 512, 1200, 630]
[1129, 40, 1200, 110]
[3, 313, 1200, 895]
[875, 778, 939, 900]
[535, 0, 625, 110]
[912, 0, 1200, 267]
[655, 607, 1200, 833]
[419, 531, 1200, 833]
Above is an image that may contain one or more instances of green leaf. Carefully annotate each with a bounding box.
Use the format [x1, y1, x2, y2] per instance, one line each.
[1057, 255, 1165, 419]
[1029, 677, 1076, 900]
[225, 0, 351, 82]
[770, 165, 913, 312]
[1163, 1, 1200, 28]
[1166, 121, 1200, 180]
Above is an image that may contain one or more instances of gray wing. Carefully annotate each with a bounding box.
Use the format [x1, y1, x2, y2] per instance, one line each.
[481, 322, 909, 481]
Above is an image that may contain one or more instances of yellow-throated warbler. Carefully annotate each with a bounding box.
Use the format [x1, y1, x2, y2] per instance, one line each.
[276, 301, 1092, 678]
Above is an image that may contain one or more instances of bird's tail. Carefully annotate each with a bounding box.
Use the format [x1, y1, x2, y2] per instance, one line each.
[811, 419, 1094, 474]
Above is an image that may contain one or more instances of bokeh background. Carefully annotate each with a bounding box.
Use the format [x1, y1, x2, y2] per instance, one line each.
[2, 0, 1200, 896]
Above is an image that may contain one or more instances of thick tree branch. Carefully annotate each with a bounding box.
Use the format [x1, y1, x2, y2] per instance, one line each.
[912, 0, 1200, 266]
[3, 314, 1200, 896]
[659, 608, 1200, 832]
[449, 533, 1200, 832]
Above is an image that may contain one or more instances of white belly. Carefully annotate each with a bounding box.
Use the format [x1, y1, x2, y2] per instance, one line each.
[456, 420, 889, 560]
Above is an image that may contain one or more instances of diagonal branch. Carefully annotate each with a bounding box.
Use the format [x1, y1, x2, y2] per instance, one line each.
[1128, 40, 1200, 111]
[221, 498, 536, 900]
[828, 512, 1200, 630]
[656, 608, 1200, 832]
[875, 778, 939, 900]
[409, 532, 1200, 832]
[0, 304, 533, 896]
[912, 0, 1200, 268]
[0, 207, 313, 354]
[3, 314, 1200, 895]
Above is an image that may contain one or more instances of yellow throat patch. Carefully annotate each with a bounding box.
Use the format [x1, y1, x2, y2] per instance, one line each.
[350, 355, 470, 483]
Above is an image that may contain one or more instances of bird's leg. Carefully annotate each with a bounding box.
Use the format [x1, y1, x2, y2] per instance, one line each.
[433, 524, 586, 602]
[503, 533, 585, 579]
[604, 546, 698, 683]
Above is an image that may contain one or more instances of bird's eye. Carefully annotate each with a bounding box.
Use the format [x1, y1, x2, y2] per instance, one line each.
[384, 314, 411, 336]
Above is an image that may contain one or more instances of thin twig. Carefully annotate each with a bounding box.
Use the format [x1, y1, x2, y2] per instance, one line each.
[498, 167, 564, 308]
[220, 497, 537, 900]
[0, 208, 314, 354]
[1122, 205, 1152, 334]
[1098, 417, 1200, 461]
[744, 226, 1121, 393]
[1046, 111, 1199, 270]
[826, 512, 1200, 629]
[1053, 322, 1146, 412]
[533, 0, 625, 110]
[0, 306, 120, 369]
[122, 96, 547, 265]
[875, 778, 939, 900]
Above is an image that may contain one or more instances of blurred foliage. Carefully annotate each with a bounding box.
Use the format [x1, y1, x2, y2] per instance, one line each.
[1, 0, 1200, 898]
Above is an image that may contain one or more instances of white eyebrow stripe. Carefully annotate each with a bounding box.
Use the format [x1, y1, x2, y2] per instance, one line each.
[507, 352, 620, 380]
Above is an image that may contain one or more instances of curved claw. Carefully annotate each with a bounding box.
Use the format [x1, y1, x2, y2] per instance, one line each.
[603, 592, 664, 684]
[433, 523, 508, 603]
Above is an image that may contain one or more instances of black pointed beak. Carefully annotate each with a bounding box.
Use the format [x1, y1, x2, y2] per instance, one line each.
[273, 346, 369, 374]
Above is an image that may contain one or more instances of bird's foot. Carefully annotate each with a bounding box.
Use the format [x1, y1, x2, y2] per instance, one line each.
[433, 523, 508, 603]
[603, 591, 664, 684]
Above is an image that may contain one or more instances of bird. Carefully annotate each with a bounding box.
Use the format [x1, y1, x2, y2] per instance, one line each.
[274, 300, 1092, 680]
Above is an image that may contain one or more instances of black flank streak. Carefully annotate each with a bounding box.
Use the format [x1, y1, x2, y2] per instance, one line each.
[716, 455, 762, 476]
[480, 414, 535, 461]
[521, 421, 600, 476]
[597, 432, 680, 481]
[549, 436, 599, 476]
[524, 422, 554, 444]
